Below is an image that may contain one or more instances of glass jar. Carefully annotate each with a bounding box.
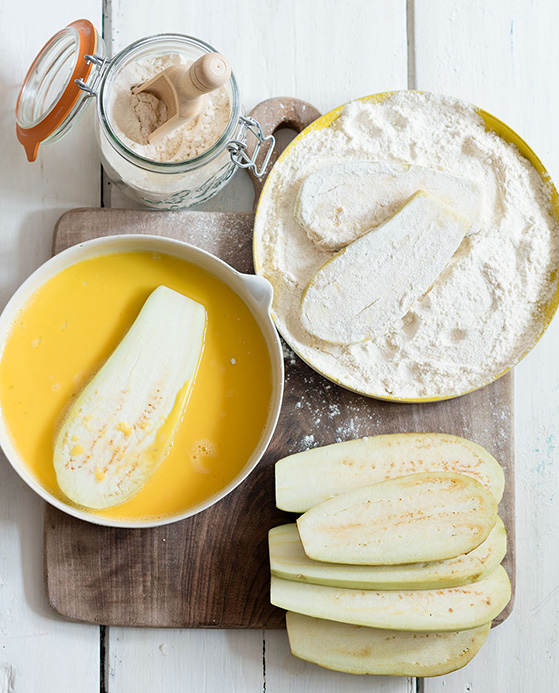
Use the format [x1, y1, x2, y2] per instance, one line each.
[16, 20, 274, 210]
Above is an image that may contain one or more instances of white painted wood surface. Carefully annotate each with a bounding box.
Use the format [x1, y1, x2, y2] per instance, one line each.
[412, 1, 559, 689]
[0, 2, 101, 692]
[2, 0, 559, 691]
[106, 2, 411, 691]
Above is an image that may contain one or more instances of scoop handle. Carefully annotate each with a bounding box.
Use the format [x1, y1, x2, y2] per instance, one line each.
[176, 53, 231, 100]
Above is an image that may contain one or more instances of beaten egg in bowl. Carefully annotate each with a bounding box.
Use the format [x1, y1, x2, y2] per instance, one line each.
[0, 236, 282, 526]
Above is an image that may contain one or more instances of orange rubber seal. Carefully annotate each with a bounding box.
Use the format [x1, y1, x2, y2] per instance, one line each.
[16, 19, 98, 162]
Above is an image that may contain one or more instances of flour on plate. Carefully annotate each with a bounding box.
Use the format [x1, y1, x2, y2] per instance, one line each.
[254, 92, 559, 399]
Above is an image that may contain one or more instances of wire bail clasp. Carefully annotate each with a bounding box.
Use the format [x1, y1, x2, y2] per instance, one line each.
[228, 116, 275, 178]
[75, 54, 109, 96]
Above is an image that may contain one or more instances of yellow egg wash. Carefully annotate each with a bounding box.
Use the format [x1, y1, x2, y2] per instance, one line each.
[0, 251, 273, 521]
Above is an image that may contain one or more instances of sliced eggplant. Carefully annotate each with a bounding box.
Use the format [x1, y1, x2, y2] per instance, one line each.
[271, 565, 511, 632]
[270, 518, 507, 590]
[294, 160, 483, 250]
[276, 432, 504, 512]
[300, 191, 469, 344]
[286, 612, 491, 676]
[297, 472, 498, 565]
[54, 286, 207, 509]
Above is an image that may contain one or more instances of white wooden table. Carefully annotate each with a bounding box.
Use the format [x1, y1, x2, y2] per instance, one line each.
[2, 1, 559, 690]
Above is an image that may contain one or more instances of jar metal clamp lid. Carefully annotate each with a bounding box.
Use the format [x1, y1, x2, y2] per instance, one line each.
[228, 116, 275, 177]
[16, 19, 275, 177]
[16, 20, 105, 162]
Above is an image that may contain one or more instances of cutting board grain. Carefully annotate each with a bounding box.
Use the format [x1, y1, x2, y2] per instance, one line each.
[44, 99, 515, 629]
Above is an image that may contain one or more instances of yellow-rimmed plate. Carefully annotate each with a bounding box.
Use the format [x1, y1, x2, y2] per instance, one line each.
[253, 91, 559, 403]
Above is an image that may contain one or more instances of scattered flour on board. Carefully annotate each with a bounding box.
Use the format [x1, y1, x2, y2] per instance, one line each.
[254, 92, 559, 399]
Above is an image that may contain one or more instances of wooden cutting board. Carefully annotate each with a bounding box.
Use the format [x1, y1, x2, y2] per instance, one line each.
[44, 98, 515, 628]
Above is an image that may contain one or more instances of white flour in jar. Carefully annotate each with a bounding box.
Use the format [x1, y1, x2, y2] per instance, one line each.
[109, 54, 230, 162]
[99, 53, 235, 206]
[254, 92, 559, 399]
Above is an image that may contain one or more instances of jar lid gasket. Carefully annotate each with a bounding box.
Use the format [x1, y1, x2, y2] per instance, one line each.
[16, 19, 100, 162]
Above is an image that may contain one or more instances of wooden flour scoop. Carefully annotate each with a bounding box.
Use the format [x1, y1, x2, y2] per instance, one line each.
[133, 53, 231, 143]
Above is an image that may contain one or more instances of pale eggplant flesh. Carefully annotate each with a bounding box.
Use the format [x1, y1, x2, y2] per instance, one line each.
[53, 285, 207, 510]
[269, 518, 507, 590]
[297, 472, 498, 565]
[286, 612, 491, 677]
[275, 432, 505, 512]
[271, 565, 511, 632]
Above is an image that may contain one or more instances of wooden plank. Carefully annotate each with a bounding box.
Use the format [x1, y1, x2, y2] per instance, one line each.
[107, 629, 264, 692]
[104, 0, 409, 211]
[0, 1, 101, 691]
[412, 0, 559, 689]
[101, 0, 409, 690]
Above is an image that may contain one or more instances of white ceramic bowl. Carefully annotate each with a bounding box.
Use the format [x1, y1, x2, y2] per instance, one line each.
[0, 234, 284, 528]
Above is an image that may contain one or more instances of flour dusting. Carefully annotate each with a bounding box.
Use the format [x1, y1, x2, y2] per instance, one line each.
[254, 92, 559, 399]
